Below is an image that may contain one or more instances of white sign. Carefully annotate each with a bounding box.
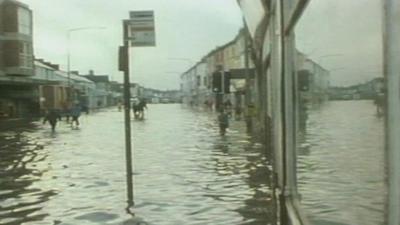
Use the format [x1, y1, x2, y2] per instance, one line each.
[127, 11, 156, 47]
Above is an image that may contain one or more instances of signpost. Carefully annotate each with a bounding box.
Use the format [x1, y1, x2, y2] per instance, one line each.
[128, 11, 156, 47]
[119, 10, 156, 208]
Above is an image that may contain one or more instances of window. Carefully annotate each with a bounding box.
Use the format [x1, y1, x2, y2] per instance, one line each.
[196, 75, 201, 87]
[18, 7, 31, 35]
[19, 41, 32, 68]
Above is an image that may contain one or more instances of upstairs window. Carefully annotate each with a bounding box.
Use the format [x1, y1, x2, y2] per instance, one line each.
[17, 7, 31, 35]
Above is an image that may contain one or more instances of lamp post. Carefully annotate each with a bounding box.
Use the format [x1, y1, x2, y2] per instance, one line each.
[67, 26, 106, 102]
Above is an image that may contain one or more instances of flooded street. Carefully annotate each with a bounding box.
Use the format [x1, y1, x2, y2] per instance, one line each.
[0, 104, 275, 225]
[298, 100, 385, 225]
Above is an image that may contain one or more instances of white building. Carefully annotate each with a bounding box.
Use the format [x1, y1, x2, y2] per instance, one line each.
[297, 51, 330, 103]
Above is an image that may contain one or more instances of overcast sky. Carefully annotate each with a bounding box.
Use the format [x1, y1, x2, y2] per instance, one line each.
[296, 0, 383, 87]
[19, 0, 382, 89]
[19, 0, 243, 90]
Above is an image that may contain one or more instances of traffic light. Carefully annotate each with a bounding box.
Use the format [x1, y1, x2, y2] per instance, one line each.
[224, 71, 231, 94]
[212, 71, 230, 93]
[212, 71, 222, 93]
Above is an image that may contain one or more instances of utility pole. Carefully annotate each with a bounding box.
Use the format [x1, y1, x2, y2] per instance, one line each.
[221, 66, 225, 111]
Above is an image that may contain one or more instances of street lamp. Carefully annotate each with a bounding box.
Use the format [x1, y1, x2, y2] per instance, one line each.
[67, 26, 106, 101]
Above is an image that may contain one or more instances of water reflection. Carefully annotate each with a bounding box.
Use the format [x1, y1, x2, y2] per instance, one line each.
[0, 123, 57, 224]
[211, 135, 275, 224]
[297, 100, 385, 225]
[0, 105, 275, 225]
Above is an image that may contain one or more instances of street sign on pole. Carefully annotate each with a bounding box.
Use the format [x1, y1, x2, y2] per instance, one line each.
[126, 11, 156, 47]
[121, 10, 157, 209]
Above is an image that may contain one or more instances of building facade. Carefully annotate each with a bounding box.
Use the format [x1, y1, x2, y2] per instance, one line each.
[180, 29, 256, 113]
[82, 70, 116, 108]
[34, 60, 69, 114]
[296, 51, 330, 103]
[0, 0, 36, 118]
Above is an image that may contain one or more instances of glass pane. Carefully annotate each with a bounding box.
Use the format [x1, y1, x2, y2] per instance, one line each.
[238, 0, 265, 38]
[18, 7, 31, 35]
[295, 1, 385, 225]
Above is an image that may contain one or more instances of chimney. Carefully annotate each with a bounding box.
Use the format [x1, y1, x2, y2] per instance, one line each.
[89, 70, 94, 75]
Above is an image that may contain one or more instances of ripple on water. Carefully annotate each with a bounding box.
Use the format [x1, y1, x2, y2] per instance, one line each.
[297, 101, 385, 225]
[1, 106, 275, 225]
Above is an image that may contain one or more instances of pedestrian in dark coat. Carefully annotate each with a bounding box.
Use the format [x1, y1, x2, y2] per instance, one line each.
[43, 109, 61, 132]
[70, 104, 81, 127]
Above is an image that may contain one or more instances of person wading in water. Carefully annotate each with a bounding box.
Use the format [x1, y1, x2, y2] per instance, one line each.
[43, 109, 61, 132]
[137, 98, 147, 120]
[70, 104, 82, 128]
[218, 108, 229, 136]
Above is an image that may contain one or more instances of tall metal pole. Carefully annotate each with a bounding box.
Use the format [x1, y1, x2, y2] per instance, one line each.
[67, 31, 71, 101]
[122, 21, 134, 206]
[244, 25, 251, 106]
[243, 23, 252, 133]
[221, 67, 225, 109]
[383, 0, 400, 224]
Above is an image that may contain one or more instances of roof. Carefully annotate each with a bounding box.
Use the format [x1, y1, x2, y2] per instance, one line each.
[82, 75, 109, 83]
[56, 71, 94, 83]
[34, 60, 56, 71]
[33, 60, 95, 84]
[182, 28, 245, 76]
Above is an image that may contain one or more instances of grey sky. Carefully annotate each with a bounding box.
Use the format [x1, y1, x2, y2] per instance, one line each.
[296, 0, 383, 86]
[19, 0, 243, 90]
[18, 0, 381, 89]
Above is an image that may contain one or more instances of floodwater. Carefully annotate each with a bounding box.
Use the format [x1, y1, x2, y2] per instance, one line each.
[0, 104, 275, 225]
[297, 100, 386, 225]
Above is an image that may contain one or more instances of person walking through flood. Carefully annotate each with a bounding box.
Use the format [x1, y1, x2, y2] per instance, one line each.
[373, 92, 385, 117]
[245, 103, 257, 133]
[234, 104, 242, 120]
[118, 100, 123, 112]
[218, 108, 229, 136]
[224, 99, 233, 118]
[43, 109, 61, 132]
[137, 98, 147, 120]
[81, 104, 89, 115]
[61, 101, 71, 122]
[70, 104, 81, 128]
[132, 99, 140, 119]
